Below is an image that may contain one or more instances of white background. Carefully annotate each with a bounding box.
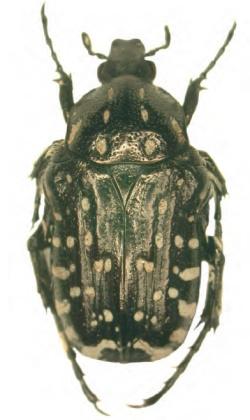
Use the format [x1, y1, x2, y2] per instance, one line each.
[2, 0, 250, 419]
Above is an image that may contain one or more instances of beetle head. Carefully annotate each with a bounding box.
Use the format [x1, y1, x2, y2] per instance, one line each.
[82, 27, 171, 83]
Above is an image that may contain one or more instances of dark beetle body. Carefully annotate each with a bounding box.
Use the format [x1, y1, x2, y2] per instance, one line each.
[28, 9, 235, 411]
[46, 75, 203, 363]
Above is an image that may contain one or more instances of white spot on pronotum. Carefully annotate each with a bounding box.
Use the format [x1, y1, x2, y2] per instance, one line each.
[139, 87, 145, 99]
[169, 327, 187, 343]
[179, 267, 200, 281]
[188, 215, 195, 222]
[55, 299, 71, 315]
[103, 309, 113, 322]
[188, 238, 199, 249]
[52, 237, 61, 247]
[96, 137, 107, 155]
[84, 286, 95, 298]
[178, 300, 197, 318]
[107, 87, 114, 100]
[150, 315, 158, 325]
[67, 120, 82, 145]
[103, 110, 110, 124]
[66, 174, 72, 183]
[94, 259, 104, 273]
[168, 287, 179, 298]
[104, 258, 112, 272]
[158, 199, 168, 215]
[134, 311, 144, 322]
[144, 138, 156, 155]
[144, 261, 154, 273]
[174, 235, 184, 248]
[141, 106, 149, 122]
[153, 290, 163, 301]
[54, 212, 62, 221]
[52, 266, 70, 280]
[81, 197, 90, 211]
[170, 116, 186, 144]
[172, 266, 179, 275]
[69, 264, 76, 273]
[155, 232, 164, 249]
[90, 320, 98, 328]
[84, 231, 93, 247]
[66, 236, 75, 248]
[70, 287, 81, 298]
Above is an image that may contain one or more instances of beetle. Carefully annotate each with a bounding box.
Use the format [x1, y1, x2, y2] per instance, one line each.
[28, 4, 236, 414]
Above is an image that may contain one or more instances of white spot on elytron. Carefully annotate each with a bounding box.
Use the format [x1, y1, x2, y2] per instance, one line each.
[104, 258, 112, 272]
[158, 199, 168, 215]
[70, 287, 81, 298]
[66, 236, 75, 248]
[59, 333, 69, 353]
[107, 87, 114, 100]
[80, 339, 117, 359]
[90, 320, 98, 328]
[55, 299, 71, 315]
[66, 209, 71, 215]
[66, 174, 72, 183]
[168, 287, 179, 298]
[169, 327, 187, 343]
[153, 290, 163, 301]
[177, 178, 184, 187]
[134, 311, 144, 322]
[103, 309, 113, 322]
[103, 109, 110, 124]
[67, 120, 82, 145]
[179, 267, 200, 281]
[96, 137, 107, 155]
[144, 261, 154, 273]
[139, 87, 145, 99]
[133, 339, 173, 361]
[52, 237, 61, 247]
[52, 266, 70, 280]
[84, 286, 95, 298]
[94, 259, 104, 273]
[84, 231, 93, 247]
[188, 215, 195, 222]
[136, 258, 144, 272]
[172, 266, 179, 275]
[115, 326, 120, 332]
[155, 232, 164, 249]
[188, 238, 199, 249]
[69, 264, 76, 273]
[64, 326, 79, 342]
[144, 138, 156, 155]
[150, 315, 158, 325]
[81, 197, 90, 211]
[174, 235, 184, 248]
[178, 300, 197, 318]
[99, 314, 103, 321]
[141, 106, 149, 122]
[54, 212, 62, 221]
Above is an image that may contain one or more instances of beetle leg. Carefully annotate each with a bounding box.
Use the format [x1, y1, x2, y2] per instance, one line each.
[129, 192, 224, 409]
[41, 5, 74, 122]
[28, 221, 53, 310]
[183, 23, 236, 125]
[52, 316, 109, 416]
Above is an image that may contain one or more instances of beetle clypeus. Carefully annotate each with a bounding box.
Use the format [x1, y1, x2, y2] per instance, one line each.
[28, 5, 236, 414]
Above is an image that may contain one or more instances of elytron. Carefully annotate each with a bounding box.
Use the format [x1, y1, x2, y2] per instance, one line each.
[28, 5, 236, 414]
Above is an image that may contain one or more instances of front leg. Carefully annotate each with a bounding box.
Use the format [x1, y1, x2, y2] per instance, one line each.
[183, 23, 236, 125]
